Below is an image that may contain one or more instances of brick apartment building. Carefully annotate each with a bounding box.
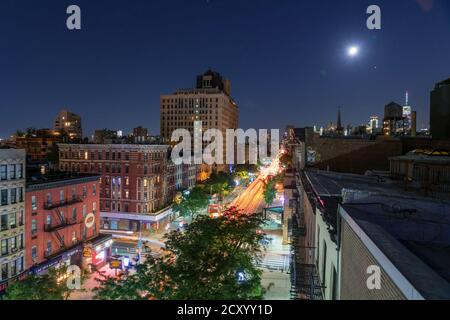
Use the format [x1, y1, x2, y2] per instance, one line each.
[58, 144, 176, 232]
[14, 129, 63, 162]
[25, 173, 112, 274]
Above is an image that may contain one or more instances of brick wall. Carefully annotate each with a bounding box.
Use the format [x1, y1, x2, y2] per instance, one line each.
[340, 220, 406, 300]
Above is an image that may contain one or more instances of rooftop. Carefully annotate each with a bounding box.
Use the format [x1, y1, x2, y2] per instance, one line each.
[341, 195, 450, 300]
[26, 172, 100, 191]
[390, 149, 450, 165]
[304, 170, 404, 197]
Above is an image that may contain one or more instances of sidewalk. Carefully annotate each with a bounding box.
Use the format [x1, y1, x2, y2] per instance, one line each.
[69, 265, 117, 300]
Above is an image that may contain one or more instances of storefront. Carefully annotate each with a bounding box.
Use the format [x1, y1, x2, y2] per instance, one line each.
[100, 208, 175, 233]
[30, 245, 82, 276]
[82, 234, 113, 272]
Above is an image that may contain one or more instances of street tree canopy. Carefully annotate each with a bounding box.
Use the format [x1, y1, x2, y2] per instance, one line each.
[172, 186, 209, 219]
[94, 207, 267, 300]
[4, 267, 81, 300]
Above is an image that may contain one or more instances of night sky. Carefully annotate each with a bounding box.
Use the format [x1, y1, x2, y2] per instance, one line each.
[1, 0, 450, 139]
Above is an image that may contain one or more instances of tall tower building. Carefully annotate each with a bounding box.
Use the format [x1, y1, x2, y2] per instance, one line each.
[403, 91, 412, 133]
[54, 109, 83, 141]
[160, 70, 239, 171]
[430, 78, 450, 139]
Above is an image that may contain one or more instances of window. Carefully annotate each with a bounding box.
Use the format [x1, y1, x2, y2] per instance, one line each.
[93, 202, 97, 214]
[9, 164, 16, 179]
[46, 215, 52, 226]
[10, 188, 17, 204]
[10, 237, 17, 251]
[18, 209, 24, 226]
[46, 193, 52, 207]
[17, 164, 23, 179]
[31, 246, 37, 262]
[60, 190, 65, 204]
[46, 240, 52, 255]
[322, 241, 327, 287]
[1, 239, 7, 256]
[18, 187, 23, 202]
[18, 257, 24, 272]
[31, 219, 37, 235]
[0, 165, 6, 180]
[19, 234, 23, 249]
[9, 212, 16, 228]
[1, 190, 8, 206]
[93, 184, 97, 196]
[72, 188, 76, 200]
[1, 213, 8, 231]
[72, 208, 77, 221]
[1, 263, 8, 280]
[31, 195, 37, 211]
[82, 204, 87, 217]
[72, 231, 77, 244]
[11, 260, 17, 276]
[83, 186, 87, 197]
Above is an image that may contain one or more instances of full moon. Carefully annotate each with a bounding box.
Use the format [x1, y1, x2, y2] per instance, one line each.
[348, 46, 359, 57]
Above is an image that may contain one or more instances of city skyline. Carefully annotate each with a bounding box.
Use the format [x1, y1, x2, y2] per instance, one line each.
[1, 0, 450, 138]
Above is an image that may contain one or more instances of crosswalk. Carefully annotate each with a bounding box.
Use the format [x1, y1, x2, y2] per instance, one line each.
[259, 254, 290, 272]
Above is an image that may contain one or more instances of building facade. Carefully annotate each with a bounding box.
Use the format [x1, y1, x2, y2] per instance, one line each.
[58, 144, 174, 232]
[383, 102, 405, 136]
[0, 149, 26, 293]
[54, 110, 83, 141]
[390, 149, 450, 200]
[25, 174, 111, 274]
[160, 69, 239, 171]
[14, 129, 63, 162]
[430, 78, 450, 140]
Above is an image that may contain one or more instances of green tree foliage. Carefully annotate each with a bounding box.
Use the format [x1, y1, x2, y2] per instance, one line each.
[263, 178, 277, 206]
[94, 207, 267, 300]
[172, 186, 209, 219]
[205, 172, 235, 199]
[4, 267, 79, 300]
[234, 169, 250, 186]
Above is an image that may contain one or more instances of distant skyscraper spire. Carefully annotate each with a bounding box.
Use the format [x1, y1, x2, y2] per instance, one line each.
[405, 90, 409, 106]
[336, 106, 343, 135]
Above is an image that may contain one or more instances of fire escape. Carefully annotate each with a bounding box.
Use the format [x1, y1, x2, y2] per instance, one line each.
[290, 173, 324, 300]
[44, 196, 83, 257]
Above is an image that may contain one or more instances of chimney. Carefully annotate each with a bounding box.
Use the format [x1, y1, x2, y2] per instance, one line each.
[411, 111, 417, 137]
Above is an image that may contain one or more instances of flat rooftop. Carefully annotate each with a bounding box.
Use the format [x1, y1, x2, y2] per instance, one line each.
[342, 195, 450, 300]
[26, 172, 100, 190]
[304, 170, 405, 197]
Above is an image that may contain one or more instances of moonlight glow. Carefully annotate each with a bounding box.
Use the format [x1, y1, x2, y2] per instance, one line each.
[348, 46, 359, 57]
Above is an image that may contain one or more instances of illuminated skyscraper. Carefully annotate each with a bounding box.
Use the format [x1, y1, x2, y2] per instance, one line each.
[403, 91, 412, 133]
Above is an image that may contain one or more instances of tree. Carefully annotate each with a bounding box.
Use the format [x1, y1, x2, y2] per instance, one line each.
[263, 178, 277, 206]
[4, 267, 78, 300]
[94, 207, 267, 300]
[13, 129, 25, 138]
[172, 186, 209, 219]
[205, 172, 234, 199]
[234, 169, 250, 186]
